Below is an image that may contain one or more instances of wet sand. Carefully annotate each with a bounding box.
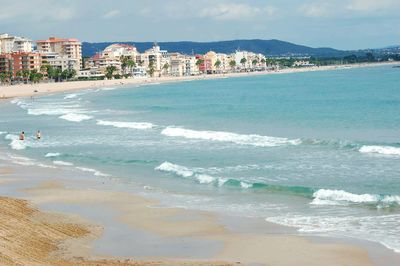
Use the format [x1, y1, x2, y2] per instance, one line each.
[0, 163, 382, 266]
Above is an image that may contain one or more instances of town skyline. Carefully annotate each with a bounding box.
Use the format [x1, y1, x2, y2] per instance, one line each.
[1, 0, 399, 50]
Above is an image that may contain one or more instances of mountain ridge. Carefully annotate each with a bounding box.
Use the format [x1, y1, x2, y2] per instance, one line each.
[82, 39, 347, 58]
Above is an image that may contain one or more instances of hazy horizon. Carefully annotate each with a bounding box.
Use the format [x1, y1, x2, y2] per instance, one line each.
[1, 0, 399, 50]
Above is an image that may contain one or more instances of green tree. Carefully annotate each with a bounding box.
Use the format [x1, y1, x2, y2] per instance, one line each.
[240, 57, 247, 69]
[214, 59, 221, 73]
[252, 59, 258, 66]
[105, 66, 117, 79]
[148, 60, 155, 77]
[196, 59, 204, 73]
[162, 62, 169, 75]
[126, 59, 136, 76]
[29, 70, 43, 83]
[0, 73, 7, 84]
[229, 60, 236, 72]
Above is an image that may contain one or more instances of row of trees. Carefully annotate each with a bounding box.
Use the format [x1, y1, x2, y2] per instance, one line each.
[0, 65, 77, 85]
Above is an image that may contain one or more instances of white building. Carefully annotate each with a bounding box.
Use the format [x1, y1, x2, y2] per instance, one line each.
[0, 33, 33, 54]
[41, 53, 79, 71]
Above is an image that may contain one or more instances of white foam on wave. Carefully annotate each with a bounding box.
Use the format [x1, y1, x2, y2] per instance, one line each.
[53, 160, 74, 166]
[266, 214, 400, 253]
[161, 127, 301, 147]
[76, 166, 109, 177]
[155, 161, 252, 187]
[5, 134, 26, 150]
[359, 145, 400, 156]
[64, 93, 78, 99]
[155, 162, 194, 178]
[8, 155, 56, 169]
[59, 113, 93, 122]
[311, 189, 400, 206]
[45, 152, 61, 158]
[96, 120, 154, 130]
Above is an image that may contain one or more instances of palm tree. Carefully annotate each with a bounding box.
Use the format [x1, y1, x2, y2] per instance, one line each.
[261, 58, 266, 70]
[22, 70, 30, 83]
[229, 60, 236, 72]
[0, 73, 7, 84]
[148, 61, 155, 77]
[126, 59, 136, 76]
[16, 70, 23, 83]
[214, 59, 221, 73]
[105, 66, 117, 79]
[162, 62, 169, 76]
[240, 58, 247, 70]
[196, 59, 204, 73]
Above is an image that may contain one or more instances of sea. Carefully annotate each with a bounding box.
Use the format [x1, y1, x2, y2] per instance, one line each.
[1, 65, 399, 253]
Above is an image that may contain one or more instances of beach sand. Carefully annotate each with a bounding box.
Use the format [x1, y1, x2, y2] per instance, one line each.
[0, 62, 396, 99]
[0, 163, 378, 266]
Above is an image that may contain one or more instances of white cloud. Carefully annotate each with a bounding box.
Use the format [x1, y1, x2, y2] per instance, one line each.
[103, 9, 120, 19]
[0, 1, 75, 22]
[199, 3, 278, 21]
[299, 2, 332, 18]
[346, 0, 400, 12]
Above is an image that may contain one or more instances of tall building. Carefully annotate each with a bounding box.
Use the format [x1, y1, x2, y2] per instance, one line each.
[36, 37, 82, 70]
[0, 52, 42, 78]
[0, 33, 33, 54]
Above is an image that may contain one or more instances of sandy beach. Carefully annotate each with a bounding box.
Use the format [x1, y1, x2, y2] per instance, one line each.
[1, 62, 400, 265]
[0, 62, 396, 99]
[0, 161, 382, 266]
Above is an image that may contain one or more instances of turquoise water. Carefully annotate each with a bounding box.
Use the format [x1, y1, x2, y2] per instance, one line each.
[1, 66, 400, 252]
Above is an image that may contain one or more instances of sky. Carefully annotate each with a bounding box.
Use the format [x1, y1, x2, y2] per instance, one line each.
[0, 0, 399, 50]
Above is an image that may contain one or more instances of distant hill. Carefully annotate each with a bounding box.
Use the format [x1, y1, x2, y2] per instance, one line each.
[82, 39, 347, 58]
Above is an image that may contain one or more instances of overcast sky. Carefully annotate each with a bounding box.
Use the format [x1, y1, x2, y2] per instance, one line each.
[0, 0, 399, 50]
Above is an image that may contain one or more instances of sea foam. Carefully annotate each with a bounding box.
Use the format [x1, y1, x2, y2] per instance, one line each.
[161, 127, 301, 147]
[76, 166, 109, 177]
[59, 113, 93, 122]
[5, 134, 26, 150]
[96, 120, 154, 130]
[53, 160, 74, 166]
[45, 152, 61, 158]
[359, 145, 400, 156]
[155, 161, 252, 187]
[311, 189, 400, 206]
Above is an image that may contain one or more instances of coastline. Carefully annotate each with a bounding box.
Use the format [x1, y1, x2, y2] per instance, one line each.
[0, 61, 397, 99]
[1, 61, 399, 265]
[0, 161, 382, 266]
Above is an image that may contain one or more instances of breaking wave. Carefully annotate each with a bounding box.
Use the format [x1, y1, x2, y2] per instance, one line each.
[359, 145, 400, 156]
[5, 134, 27, 150]
[161, 127, 301, 147]
[311, 189, 400, 207]
[59, 113, 93, 122]
[96, 120, 155, 130]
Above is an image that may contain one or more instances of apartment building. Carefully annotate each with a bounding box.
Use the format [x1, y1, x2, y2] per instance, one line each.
[0, 52, 42, 78]
[36, 37, 82, 70]
[0, 33, 33, 54]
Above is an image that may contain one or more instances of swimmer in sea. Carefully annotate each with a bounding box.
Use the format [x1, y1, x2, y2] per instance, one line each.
[19, 131, 25, 141]
[36, 130, 41, 140]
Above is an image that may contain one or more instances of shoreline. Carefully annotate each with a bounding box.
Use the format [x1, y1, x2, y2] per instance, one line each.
[0, 161, 385, 266]
[0, 61, 397, 99]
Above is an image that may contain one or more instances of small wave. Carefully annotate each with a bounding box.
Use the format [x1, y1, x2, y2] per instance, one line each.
[311, 189, 400, 207]
[161, 127, 301, 147]
[59, 113, 93, 122]
[76, 166, 109, 177]
[53, 160, 74, 166]
[45, 152, 61, 158]
[156, 162, 266, 189]
[96, 120, 154, 130]
[8, 155, 56, 169]
[100, 87, 117, 91]
[5, 134, 26, 150]
[359, 145, 400, 156]
[266, 214, 400, 253]
[64, 93, 78, 99]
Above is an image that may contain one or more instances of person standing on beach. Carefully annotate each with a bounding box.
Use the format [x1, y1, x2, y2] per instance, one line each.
[36, 130, 41, 140]
[19, 131, 25, 141]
